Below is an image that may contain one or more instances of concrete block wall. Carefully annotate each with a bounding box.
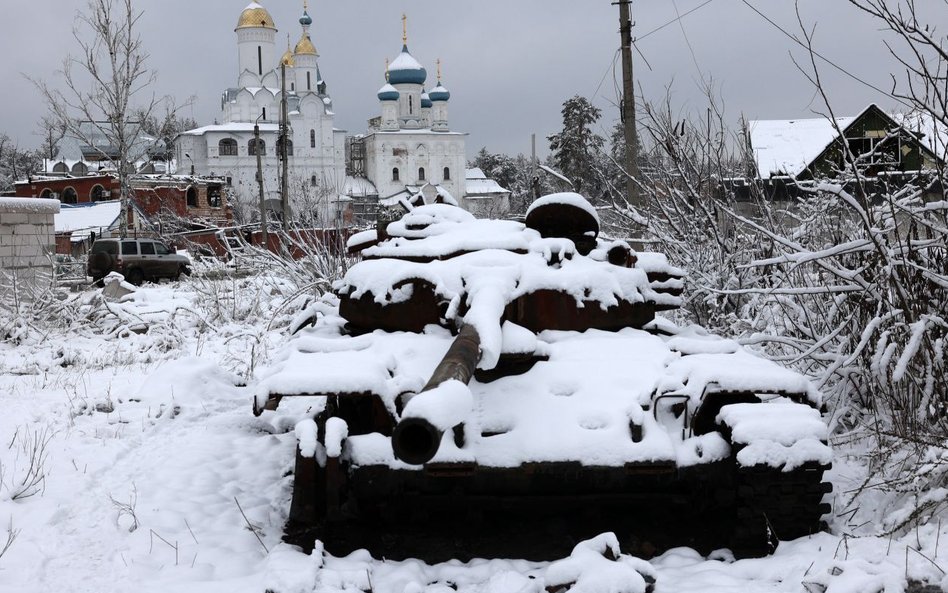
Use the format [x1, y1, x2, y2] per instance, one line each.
[0, 197, 60, 289]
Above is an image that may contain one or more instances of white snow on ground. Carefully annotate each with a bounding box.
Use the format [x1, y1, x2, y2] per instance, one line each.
[1, 276, 947, 593]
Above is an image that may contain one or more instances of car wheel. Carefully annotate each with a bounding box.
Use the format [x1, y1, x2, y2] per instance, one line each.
[127, 268, 144, 286]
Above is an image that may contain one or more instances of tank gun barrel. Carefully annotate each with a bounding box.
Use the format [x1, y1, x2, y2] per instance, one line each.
[392, 324, 481, 465]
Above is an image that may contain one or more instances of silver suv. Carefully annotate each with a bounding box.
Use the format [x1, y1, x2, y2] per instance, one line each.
[87, 238, 191, 285]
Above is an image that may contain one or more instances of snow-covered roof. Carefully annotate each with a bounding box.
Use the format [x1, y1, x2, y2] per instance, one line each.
[343, 176, 378, 197]
[749, 104, 948, 179]
[179, 123, 280, 136]
[748, 116, 855, 179]
[465, 168, 511, 197]
[893, 111, 948, 161]
[55, 200, 121, 235]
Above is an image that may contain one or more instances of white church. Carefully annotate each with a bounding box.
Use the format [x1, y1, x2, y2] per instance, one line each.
[175, 2, 503, 224]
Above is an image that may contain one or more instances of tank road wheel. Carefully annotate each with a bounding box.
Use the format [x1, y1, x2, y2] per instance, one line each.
[731, 461, 832, 557]
[288, 445, 326, 528]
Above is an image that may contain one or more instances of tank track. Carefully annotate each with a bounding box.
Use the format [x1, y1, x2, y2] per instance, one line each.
[731, 460, 833, 557]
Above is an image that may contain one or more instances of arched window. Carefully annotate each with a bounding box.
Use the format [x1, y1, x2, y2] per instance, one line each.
[418, 167, 425, 181]
[278, 138, 293, 156]
[248, 138, 266, 156]
[186, 187, 198, 207]
[71, 162, 89, 175]
[219, 138, 238, 156]
[90, 184, 106, 202]
[311, 175, 318, 186]
[443, 167, 450, 181]
[52, 162, 68, 174]
[40, 189, 53, 199]
[409, 95, 414, 114]
[392, 167, 400, 181]
[310, 129, 316, 148]
[61, 187, 78, 204]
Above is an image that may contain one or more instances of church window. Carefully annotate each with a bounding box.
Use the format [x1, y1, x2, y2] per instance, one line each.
[248, 138, 266, 156]
[311, 175, 318, 186]
[257, 46, 263, 75]
[61, 187, 78, 204]
[278, 138, 294, 156]
[392, 167, 400, 181]
[186, 186, 198, 207]
[310, 129, 316, 148]
[443, 167, 450, 180]
[291, 82, 295, 91]
[219, 138, 238, 156]
[90, 184, 106, 201]
[307, 71, 311, 91]
[418, 167, 425, 181]
[262, 107, 267, 120]
[409, 96, 413, 114]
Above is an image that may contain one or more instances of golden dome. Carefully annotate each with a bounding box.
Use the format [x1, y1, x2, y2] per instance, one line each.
[236, 2, 276, 30]
[294, 35, 317, 56]
[281, 49, 295, 67]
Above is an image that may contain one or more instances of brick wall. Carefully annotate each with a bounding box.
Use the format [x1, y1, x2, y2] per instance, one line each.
[0, 198, 60, 291]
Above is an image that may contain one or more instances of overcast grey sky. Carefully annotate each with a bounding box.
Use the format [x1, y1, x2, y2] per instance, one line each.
[2, 0, 944, 158]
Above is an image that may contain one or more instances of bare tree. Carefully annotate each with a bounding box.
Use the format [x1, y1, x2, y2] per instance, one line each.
[0, 135, 41, 192]
[29, 0, 171, 236]
[132, 105, 197, 162]
[603, 0, 947, 536]
[36, 116, 67, 162]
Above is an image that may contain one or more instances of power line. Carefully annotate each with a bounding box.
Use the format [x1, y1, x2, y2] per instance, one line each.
[671, 0, 706, 82]
[738, 0, 913, 110]
[592, 49, 621, 100]
[637, 0, 716, 41]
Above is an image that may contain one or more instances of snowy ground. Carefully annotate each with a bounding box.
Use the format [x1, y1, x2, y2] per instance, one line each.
[0, 275, 946, 593]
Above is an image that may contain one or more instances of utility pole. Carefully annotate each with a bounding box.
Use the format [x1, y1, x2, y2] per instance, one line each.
[615, 0, 642, 212]
[280, 60, 291, 230]
[254, 114, 267, 249]
[531, 133, 539, 201]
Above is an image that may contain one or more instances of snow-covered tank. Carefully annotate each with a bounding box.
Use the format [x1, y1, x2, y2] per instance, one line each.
[254, 194, 832, 561]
